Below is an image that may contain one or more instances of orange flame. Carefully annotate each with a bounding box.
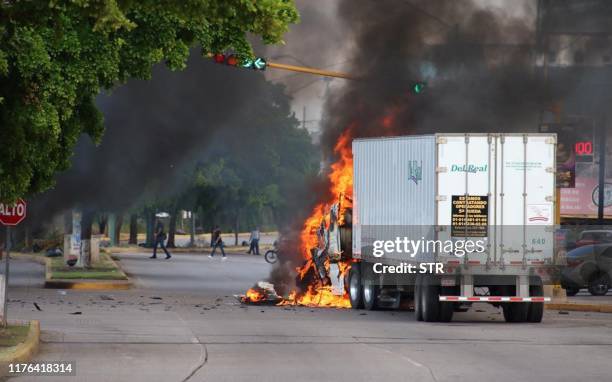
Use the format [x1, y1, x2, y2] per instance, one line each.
[244, 288, 266, 303]
[279, 128, 355, 308]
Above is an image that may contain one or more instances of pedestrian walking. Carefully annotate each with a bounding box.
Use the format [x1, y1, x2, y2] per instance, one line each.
[151, 218, 171, 259]
[209, 225, 226, 260]
[247, 227, 260, 255]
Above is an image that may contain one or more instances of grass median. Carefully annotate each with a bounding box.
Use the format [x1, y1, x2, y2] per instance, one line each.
[49, 253, 127, 280]
[0, 322, 31, 359]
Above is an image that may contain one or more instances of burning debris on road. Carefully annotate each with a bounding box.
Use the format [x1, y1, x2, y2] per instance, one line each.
[237, 282, 283, 305]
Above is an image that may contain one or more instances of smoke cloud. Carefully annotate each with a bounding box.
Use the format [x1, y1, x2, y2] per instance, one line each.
[30, 52, 274, 221]
[321, 0, 548, 156]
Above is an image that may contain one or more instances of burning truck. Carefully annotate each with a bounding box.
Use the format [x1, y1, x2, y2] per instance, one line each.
[244, 132, 559, 323]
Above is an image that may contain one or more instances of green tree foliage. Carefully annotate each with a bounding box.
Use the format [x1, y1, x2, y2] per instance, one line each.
[185, 82, 319, 232]
[0, 0, 298, 202]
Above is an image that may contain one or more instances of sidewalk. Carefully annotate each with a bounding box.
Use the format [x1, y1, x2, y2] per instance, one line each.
[546, 292, 612, 313]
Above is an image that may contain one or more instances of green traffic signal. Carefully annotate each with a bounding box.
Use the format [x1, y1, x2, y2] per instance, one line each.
[412, 82, 426, 94]
[241, 58, 254, 68]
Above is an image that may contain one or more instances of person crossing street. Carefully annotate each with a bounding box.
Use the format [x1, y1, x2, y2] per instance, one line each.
[247, 227, 260, 255]
[209, 225, 226, 260]
[150, 218, 171, 259]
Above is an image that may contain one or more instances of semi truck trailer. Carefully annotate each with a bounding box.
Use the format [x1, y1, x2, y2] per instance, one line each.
[334, 133, 558, 322]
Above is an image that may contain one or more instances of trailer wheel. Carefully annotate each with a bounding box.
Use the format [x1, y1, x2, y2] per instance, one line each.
[500, 285, 528, 323]
[362, 277, 380, 310]
[502, 303, 528, 323]
[439, 286, 455, 322]
[414, 275, 423, 321]
[421, 276, 440, 322]
[348, 263, 364, 309]
[527, 282, 544, 323]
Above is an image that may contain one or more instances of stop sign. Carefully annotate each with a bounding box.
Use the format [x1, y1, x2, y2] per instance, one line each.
[0, 199, 27, 226]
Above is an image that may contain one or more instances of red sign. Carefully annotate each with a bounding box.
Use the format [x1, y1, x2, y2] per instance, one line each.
[574, 141, 593, 156]
[0, 199, 27, 226]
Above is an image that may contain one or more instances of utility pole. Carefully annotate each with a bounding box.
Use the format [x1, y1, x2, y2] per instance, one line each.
[2, 227, 10, 327]
[598, 115, 607, 224]
[302, 106, 306, 130]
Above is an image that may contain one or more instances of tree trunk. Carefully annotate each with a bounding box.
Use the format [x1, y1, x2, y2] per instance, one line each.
[234, 213, 239, 246]
[115, 214, 123, 246]
[24, 224, 32, 250]
[63, 211, 72, 235]
[97, 213, 108, 236]
[81, 210, 94, 268]
[129, 214, 138, 245]
[189, 211, 196, 247]
[145, 209, 155, 247]
[167, 207, 178, 248]
[108, 213, 117, 246]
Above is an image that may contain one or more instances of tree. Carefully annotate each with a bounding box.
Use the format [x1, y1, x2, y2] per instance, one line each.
[0, 0, 299, 202]
[184, 81, 319, 236]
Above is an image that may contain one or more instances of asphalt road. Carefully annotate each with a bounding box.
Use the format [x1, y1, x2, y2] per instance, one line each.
[4, 253, 612, 382]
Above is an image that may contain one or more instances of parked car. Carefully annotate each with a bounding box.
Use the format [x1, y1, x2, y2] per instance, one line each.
[574, 230, 612, 248]
[561, 243, 612, 296]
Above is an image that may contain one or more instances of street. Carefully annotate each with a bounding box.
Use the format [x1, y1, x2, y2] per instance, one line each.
[4, 254, 612, 382]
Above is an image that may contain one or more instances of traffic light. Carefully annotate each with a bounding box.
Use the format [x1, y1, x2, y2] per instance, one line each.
[210, 53, 266, 71]
[410, 82, 426, 94]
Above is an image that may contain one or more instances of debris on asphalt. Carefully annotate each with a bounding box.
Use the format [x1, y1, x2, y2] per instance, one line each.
[100, 295, 114, 301]
[558, 311, 569, 315]
[70, 311, 82, 315]
[150, 297, 163, 300]
[33, 302, 42, 311]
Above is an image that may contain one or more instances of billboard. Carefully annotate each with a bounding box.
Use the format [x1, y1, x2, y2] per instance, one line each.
[560, 163, 612, 218]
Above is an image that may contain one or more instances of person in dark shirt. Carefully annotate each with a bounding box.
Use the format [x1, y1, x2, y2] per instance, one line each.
[150, 218, 171, 259]
[208, 225, 226, 260]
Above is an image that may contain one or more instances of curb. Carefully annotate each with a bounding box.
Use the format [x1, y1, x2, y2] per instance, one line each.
[0, 320, 40, 375]
[546, 303, 612, 313]
[44, 279, 131, 290]
[12, 253, 131, 291]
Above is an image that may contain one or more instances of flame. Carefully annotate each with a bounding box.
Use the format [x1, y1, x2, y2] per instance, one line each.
[278, 128, 355, 308]
[280, 285, 351, 308]
[241, 104, 407, 309]
[244, 288, 266, 303]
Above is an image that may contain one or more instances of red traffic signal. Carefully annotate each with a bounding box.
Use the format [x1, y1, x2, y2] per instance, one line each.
[213, 53, 226, 64]
[212, 53, 239, 66]
[226, 55, 238, 66]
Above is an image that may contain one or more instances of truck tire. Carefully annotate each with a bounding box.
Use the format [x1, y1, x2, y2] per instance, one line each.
[414, 275, 423, 321]
[527, 282, 544, 323]
[348, 263, 364, 309]
[503, 303, 529, 323]
[439, 286, 455, 322]
[421, 276, 440, 322]
[362, 277, 380, 310]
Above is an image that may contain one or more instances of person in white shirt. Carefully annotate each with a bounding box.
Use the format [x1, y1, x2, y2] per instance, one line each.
[247, 228, 260, 255]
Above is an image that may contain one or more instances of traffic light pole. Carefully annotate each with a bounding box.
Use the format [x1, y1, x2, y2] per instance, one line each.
[266, 61, 354, 80]
[2, 226, 9, 328]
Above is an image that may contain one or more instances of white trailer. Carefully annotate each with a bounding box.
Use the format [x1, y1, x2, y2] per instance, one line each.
[347, 133, 556, 322]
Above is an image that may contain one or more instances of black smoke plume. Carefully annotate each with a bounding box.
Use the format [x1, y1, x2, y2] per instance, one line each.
[30, 52, 275, 222]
